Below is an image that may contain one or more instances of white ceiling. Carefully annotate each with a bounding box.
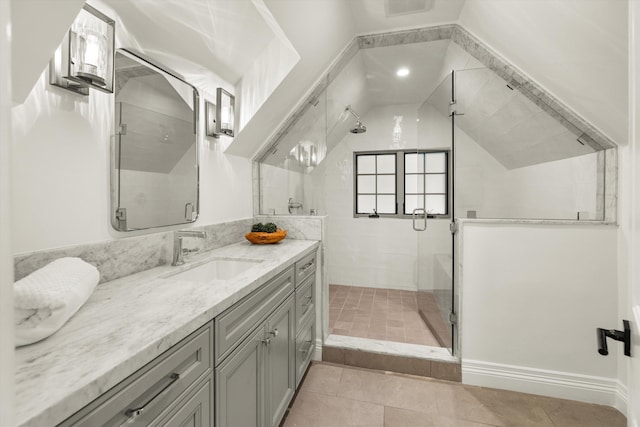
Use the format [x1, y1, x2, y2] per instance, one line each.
[347, 0, 466, 34]
[103, 0, 276, 85]
[360, 40, 452, 106]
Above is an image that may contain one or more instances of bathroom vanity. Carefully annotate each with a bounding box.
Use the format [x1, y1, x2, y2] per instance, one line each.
[14, 239, 319, 427]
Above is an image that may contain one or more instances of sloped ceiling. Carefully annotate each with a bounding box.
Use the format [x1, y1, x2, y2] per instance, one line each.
[257, 0, 626, 173]
[10, 0, 86, 103]
[458, 0, 628, 145]
[104, 0, 275, 85]
[427, 66, 596, 169]
[10, 0, 627, 156]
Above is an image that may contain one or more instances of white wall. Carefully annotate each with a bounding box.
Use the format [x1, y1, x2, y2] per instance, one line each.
[10, 9, 253, 255]
[1, 0, 14, 423]
[459, 0, 628, 146]
[460, 223, 620, 405]
[619, 0, 640, 419]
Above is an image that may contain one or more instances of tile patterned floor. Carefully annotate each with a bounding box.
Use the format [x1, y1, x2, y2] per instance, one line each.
[329, 284, 440, 346]
[283, 362, 627, 427]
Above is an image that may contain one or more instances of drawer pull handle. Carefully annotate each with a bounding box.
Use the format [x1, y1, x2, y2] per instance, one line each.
[269, 328, 279, 338]
[300, 261, 314, 272]
[124, 373, 180, 421]
[262, 337, 271, 346]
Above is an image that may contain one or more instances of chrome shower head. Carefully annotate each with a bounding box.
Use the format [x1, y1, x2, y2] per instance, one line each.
[350, 120, 367, 134]
[345, 105, 366, 134]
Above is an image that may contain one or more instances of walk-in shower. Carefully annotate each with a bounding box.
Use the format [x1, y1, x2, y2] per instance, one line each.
[255, 31, 615, 365]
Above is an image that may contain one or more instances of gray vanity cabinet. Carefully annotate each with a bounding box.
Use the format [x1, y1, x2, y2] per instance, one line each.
[265, 294, 296, 427]
[58, 322, 213, 427]
[294, 252, 316, 387]
[215, 294, 296, 427]
[215, 326, 265, 427]
[153, 378, 212, 427]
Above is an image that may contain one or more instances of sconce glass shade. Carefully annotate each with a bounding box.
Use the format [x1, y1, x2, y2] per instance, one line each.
[216, 88, 235, 137]
[50, 4, 115, 95]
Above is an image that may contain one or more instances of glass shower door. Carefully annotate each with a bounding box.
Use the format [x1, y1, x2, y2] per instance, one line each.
[413, 72, 456, 354]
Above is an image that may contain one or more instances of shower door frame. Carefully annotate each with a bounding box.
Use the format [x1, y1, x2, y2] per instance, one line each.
[414, 70, 459, 357]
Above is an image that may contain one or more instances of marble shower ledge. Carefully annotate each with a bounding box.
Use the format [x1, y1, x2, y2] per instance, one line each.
[254, 215, 327, 241]
[457, 218, 617, 226]
[325, 334, 456, 363]
[15, 239, 319, 427]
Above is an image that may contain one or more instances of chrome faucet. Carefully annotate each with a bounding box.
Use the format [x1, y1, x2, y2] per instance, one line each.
[172, 230, 207, 266]
[288, 197, 303, 214]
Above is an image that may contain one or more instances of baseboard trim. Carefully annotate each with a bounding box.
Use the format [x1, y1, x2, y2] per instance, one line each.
[614, 381, 628, 416]
[313, 338, 323, 361]
[462, 359, 624, 412]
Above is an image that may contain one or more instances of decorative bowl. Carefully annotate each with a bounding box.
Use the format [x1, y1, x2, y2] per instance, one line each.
[245, 229, 287, 244]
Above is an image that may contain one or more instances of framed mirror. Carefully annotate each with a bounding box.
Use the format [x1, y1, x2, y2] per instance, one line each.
[111, 49, 199, 231]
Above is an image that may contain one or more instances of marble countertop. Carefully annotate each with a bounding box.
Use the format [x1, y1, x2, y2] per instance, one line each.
[15, 239, 320, 427]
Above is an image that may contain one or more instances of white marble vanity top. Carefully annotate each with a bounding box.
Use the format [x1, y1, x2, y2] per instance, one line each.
[14, 239, 320, 427]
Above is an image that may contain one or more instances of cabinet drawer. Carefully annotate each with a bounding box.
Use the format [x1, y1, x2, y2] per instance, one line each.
[295, 275, 314, 331]
[295, 251, 316, 285]
[215, 266, 294, 364]
[60, 322, 213, 427]
[295, 315, 315, 387]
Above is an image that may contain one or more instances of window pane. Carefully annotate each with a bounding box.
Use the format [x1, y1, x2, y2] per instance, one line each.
[425, 195, 446, 214]
[357, 155, 376, 174]
[425, 153, 446, 173]
[357, 195, 376, 214]
[377, 154, 396, 174]
[404, 153, 424, 174]
[404, 194, 424, 215]
[405, 174, 424, 194]
[357, 175, 375, 193]
[425, 174, 446, 194]
[377, 195, 396, 213]
[377, 175, 395, 194]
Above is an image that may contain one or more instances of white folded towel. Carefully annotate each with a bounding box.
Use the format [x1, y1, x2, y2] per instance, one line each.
[14, 257, 100, 347]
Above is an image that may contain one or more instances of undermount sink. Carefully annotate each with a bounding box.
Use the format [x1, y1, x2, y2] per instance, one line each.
[168, 258, 264, 282]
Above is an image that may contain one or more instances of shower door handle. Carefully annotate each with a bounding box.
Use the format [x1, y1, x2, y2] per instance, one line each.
[412, 208, 427, 231]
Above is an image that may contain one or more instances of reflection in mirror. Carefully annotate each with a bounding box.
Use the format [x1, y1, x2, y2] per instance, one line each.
[111, 49, 199, 231]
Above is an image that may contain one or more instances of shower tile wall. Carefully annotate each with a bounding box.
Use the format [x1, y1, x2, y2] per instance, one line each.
[329, 284, 440, 346]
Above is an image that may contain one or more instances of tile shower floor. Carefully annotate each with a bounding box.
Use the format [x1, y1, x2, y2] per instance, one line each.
[329, 284, 440, 346]
[283, 362, 626, 427]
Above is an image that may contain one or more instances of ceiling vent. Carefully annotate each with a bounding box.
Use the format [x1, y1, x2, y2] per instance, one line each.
[385, 0, 434, 17]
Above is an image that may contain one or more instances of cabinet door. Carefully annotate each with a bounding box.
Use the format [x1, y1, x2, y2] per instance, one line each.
[265, 295, 296, 427]
[152, 378, 212, 427]
[216, 326, 265, 427]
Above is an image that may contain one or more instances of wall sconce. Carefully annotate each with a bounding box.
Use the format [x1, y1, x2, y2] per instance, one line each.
[216, 88, 235, 137]
[49, 4, 115, 95]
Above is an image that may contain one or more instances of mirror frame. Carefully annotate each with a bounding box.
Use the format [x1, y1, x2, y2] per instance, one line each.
[111, 48, 200, 232]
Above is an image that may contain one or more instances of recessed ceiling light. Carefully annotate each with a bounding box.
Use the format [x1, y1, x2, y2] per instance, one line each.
[396, 67, 410, 77]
